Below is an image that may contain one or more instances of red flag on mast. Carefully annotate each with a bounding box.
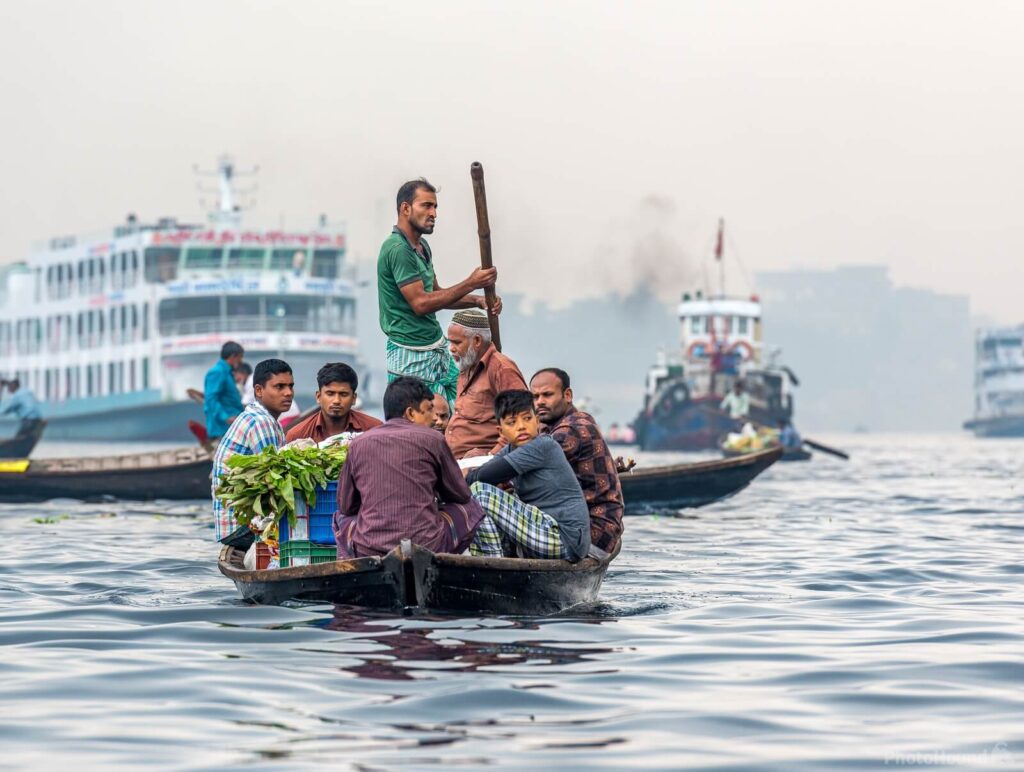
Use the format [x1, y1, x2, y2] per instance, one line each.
[714, 218, 724, 261]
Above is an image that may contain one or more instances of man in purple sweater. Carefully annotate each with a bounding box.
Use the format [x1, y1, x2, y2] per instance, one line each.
[333, 376, 484, 558]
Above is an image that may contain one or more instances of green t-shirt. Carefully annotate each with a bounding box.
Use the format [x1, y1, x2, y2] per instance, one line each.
[377, 227, 444, 347]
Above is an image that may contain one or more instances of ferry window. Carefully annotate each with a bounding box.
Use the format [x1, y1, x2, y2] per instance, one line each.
[97, 258, 106, 291]
[109, 254, 119, 290]
[142, 358, 149, 389]
[142, 302, 149, 340]
[130, 305, 138, 339]
[129, 360, 136, 391]
[690, 316, 704, 334]
[158, 297, 220, 334]
[270, 248, 304, 271]
[266, 296, 310, 327]
[86, 366, 93, 396]
[130, 251, 139, 285]
[226, 296, 261, 322]
[120, 305, 127, 341]
[144, 247, 180, 282]
[45, 370, 51, 401]
[33, 319, 42, 353]
[184, 247, 224, 270]
[108, 363, 116, 395]
[65, 367, 73, 399]
[311, 250, 340, 279]
[227, 248, 265, 271]
[78, 262, 86, 295]
[738, 317, 749, 334]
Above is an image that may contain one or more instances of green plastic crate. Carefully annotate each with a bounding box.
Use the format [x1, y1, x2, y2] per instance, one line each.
[279, 540, 337, 568]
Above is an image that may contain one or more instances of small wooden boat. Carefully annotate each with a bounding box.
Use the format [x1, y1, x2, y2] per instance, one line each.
[219, 539, 617, 615]
[620, 446, 782, 514]
[0, 420, 46, 459]
[0, 446, 211, 502]
[722, 445, 812, 462]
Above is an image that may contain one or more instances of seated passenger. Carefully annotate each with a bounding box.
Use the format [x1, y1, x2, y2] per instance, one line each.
[445, 309, 528, 459]
[333, 376, 484, 558]
[431, 393, 451, 433]
[285, 362, 382, 443]
[211, 358, 294, 541]
[466, 390, 591, 563]
[530, 368, 624, 558]
[778, 418, 802, 449]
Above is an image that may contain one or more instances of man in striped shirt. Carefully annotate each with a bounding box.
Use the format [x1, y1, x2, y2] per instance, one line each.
[333, 376, 484, 558]
[211, 359, 294, 541]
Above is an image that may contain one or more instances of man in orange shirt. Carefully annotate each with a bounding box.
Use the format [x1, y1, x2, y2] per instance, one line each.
[444, 310, 527, 458]
[285, 362, 381, 444]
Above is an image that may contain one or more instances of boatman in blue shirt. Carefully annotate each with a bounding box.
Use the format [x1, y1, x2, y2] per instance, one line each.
[204, 341, 245, 442]
[377, 178, 502, 406]
[1, 378, 43, 438]
[211, 358, 293, 541]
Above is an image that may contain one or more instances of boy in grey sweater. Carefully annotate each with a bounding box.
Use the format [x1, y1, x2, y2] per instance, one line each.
[466, 390, 590, 562]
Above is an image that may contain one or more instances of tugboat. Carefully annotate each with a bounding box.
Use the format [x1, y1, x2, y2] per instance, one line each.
[632, 220, 798, 451]
[963, 325, 1024, 437]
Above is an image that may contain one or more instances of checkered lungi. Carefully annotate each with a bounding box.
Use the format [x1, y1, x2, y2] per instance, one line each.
[468, 481, 566, 560]
[334, 502, 480, 558]
[386, 338, 458, 406]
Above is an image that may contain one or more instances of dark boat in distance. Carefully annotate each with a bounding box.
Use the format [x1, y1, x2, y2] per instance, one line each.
[219, 539, 617, 615]
[0, 446, 211, 502]
[0, 420, 46, 459]
[0, 445, 780, 512]
[620, 446, 781, 514]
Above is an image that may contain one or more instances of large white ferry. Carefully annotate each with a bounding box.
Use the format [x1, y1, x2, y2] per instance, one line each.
[0, 158, 360, 442]
[963, 325, 1024, 437]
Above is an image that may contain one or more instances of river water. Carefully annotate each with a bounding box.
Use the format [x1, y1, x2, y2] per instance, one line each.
[1, 434, 1021, 769]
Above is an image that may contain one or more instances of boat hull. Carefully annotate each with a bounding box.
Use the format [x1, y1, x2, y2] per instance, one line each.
[963, 415, 1024, 438]
[0, 399, 202, 443]
[634, 394, 789, 452]
[218, 541, 615, 614]
[0, 447, 211, 502]
[619, 447, 782, 514]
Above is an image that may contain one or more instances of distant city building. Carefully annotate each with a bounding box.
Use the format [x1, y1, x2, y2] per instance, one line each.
[756, 265, 971, 432]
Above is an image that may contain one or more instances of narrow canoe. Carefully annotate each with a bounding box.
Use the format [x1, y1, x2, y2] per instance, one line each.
[620, 446, 782, 514]
[218, 539, 617, 615]
[0, 420, 46, 459]
[0, 446, 212, 502]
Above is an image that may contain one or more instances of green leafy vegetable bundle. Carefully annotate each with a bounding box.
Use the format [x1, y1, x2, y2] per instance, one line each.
[215, 444, 348, 529]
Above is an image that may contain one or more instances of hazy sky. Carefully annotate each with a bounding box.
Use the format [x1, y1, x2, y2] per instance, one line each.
[1, 0, 1021, 322]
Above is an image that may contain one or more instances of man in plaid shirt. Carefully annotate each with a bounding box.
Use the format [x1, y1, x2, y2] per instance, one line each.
[531, 368, 625, 558]
[211, 358, 294, 541]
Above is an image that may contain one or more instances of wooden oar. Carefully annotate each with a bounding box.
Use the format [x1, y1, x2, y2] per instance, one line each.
[801, 438, 850, 460]
[470, 161, 502, 352]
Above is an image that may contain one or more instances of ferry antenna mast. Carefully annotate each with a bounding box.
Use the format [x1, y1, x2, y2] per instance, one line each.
[193, 155, 259, 225]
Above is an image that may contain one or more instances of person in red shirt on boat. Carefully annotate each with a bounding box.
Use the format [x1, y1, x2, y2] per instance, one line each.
[333, 376, 484, 558]
[285, 362, 381, 444]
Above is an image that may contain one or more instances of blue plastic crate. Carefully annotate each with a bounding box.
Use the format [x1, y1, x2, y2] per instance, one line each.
[280, 481, 337, 545]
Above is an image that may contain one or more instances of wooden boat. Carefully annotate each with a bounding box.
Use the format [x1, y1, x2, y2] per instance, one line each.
[620, 446, 782, 514]
[0, 420, 46, 459]
[722, 445, 812, 462]
[0, 446, 211, 502]
[219, 539, 617, 614]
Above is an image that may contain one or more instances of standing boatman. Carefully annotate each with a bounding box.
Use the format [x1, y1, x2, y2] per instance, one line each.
[378, 178, 502, 405]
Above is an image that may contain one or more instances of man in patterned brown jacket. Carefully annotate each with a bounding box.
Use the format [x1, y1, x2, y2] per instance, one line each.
[530, 368, 624, 558]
